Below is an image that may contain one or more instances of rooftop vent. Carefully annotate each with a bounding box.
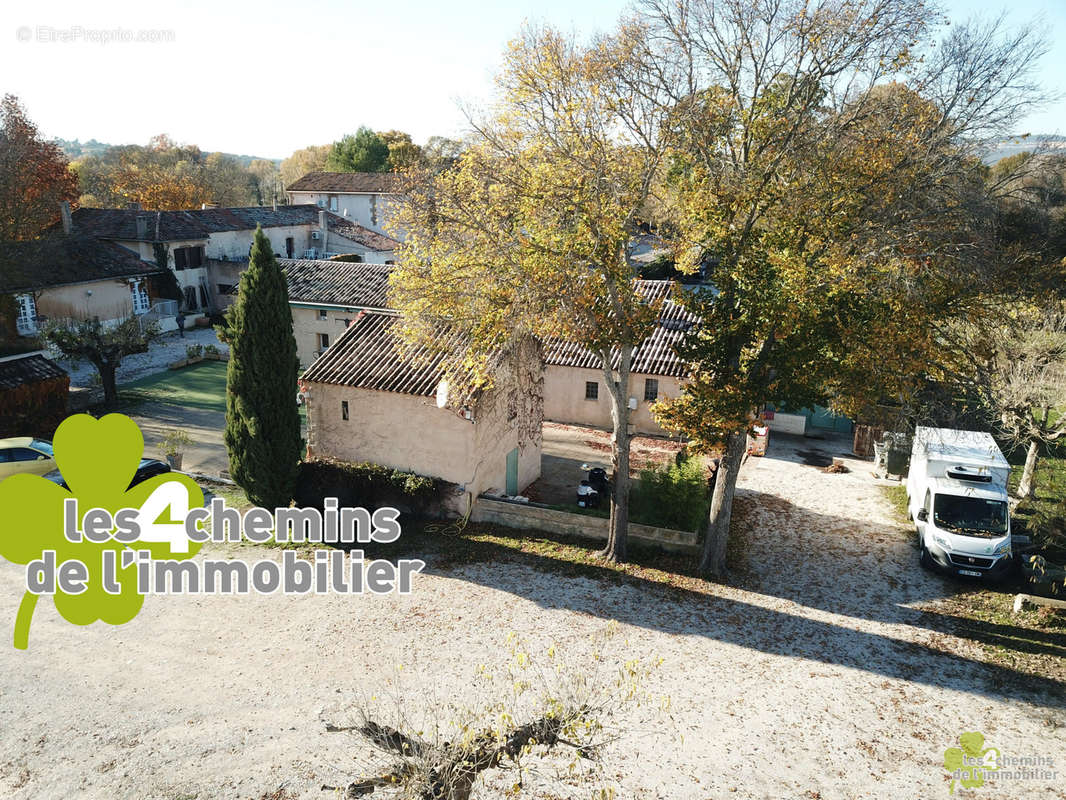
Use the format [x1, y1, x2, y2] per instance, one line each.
[946, 465, 993, 483]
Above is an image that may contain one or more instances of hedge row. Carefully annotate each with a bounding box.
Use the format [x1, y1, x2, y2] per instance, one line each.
[294, 458, 447, 516]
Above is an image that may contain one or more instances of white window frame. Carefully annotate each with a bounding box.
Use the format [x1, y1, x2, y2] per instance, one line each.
[130, 279, 150, 315]
[15, 293, 37, 335]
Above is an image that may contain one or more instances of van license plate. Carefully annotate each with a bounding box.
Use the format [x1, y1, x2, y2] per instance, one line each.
[958, 569, 982, 577]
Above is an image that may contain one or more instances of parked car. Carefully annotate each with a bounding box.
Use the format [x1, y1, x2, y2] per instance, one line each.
[41, 458, 172, 490]
[0, 438, 56, 480]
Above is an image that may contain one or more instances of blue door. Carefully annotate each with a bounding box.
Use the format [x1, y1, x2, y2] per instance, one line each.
[506, 447, 519, 496]
[807, 405, 853, 433]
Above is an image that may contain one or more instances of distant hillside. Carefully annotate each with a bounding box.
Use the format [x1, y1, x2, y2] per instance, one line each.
[53, 138, 281, 166]
[983, 135, 1066, 164]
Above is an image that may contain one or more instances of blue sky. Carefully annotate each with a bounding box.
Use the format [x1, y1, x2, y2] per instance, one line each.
[1, 0, 1062, 158]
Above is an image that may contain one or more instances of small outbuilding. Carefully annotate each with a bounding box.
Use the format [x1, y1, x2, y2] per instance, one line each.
[0, 354, 70, 438]
[300, 311, 542, 515]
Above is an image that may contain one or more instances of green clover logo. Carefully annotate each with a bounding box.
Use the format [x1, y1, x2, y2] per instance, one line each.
[0, 413, 204, 649]
[943, 731, 1000, 794]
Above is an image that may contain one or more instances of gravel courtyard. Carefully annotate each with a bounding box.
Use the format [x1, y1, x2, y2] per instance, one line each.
[0, 434, 1063, 799]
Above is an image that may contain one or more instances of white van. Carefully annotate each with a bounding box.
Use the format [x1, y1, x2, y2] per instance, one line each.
[906, 427, 1012, 579]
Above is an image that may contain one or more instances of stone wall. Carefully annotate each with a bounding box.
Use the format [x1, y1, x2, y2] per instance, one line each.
[470, 495, 699, 555]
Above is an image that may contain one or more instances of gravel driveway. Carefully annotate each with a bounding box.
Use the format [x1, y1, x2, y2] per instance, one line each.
[0, 433, 1062, 799]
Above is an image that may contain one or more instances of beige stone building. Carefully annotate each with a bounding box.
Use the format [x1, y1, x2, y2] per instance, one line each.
[282, 259, 392, 369]
[542, 280, 694, 435]
[300, 311, 542, 515]
[0, 233, 165, 347]
[286, 263, 694, 437]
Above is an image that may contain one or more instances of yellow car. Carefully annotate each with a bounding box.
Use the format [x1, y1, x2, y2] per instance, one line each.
[0, 438, 56, 481]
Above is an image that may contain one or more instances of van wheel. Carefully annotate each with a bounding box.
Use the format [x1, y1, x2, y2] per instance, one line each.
[919, 537, 935, 571]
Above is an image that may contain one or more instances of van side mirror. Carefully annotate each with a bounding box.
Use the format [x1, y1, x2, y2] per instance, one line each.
[916, 509, 928, 522]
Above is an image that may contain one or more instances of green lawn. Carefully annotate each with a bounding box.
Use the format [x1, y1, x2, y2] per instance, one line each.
[880, 484, 911, 527]
[1008, 442, 1066, 562]
[121, 361, 306, 424]
[123, 361, 230, 413]
[1008, 445, 1066, 508]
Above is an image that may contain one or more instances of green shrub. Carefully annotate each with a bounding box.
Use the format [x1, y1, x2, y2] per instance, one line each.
[1027, 497, 1066, 563]
[186, 343, 203, 360]
[630, 455, 710, 532]
[294, 458, 448, 516]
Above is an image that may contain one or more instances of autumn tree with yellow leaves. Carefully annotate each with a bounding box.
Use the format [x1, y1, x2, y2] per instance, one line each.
[391, 24, 670, 562]
[641, 0, 1050, 576]
[392, 0, 1049, 574]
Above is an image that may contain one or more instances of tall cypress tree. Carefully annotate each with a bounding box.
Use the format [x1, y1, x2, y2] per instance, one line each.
[224, 225, 301, 508]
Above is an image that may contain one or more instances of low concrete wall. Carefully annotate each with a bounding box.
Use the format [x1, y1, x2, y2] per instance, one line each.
[471, 495, 699, 555]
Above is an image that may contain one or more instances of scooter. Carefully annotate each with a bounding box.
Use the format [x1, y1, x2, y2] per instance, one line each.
[576, 464, 610, 508]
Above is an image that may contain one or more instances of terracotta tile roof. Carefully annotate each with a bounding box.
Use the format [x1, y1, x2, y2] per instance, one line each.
[191, 206, 329, 233]
[325, 217, 399, 251]
[58, 205, 399, 250]
[292, 266, 696, 380]
[300, 311, 455, 397]
[0, 354, 68, 390]
[286, 171, 401, 194]
[61, 208, 210, 242]
[282, 259, 392, 309]
[0, 235, 164, 294]
[542, 280, 698, 378]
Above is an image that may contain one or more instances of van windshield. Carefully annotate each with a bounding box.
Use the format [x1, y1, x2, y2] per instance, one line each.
[933, 494, 1008, 537]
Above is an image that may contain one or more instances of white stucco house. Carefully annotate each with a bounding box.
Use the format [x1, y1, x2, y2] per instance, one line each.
[285, 172, 403, 238]
[55, 204, 400, 321]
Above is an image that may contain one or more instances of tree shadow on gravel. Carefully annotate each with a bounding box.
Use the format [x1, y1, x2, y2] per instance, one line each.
[360, 512, 1066, 709]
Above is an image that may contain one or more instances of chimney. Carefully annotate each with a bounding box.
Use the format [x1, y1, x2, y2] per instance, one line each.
[318, 210, 328, 251]
[60, 201, 72, 235]
[135, 214, 149, 240]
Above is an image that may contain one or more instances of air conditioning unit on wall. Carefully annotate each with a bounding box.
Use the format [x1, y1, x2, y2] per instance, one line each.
[311, 230, 321, 240]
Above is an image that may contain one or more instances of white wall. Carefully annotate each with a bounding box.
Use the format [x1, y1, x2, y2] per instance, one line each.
[115, 237, 211, 312]
[207, 226, 313, 262]
[287, 191, 401, 237]
[543, 364, 682, 436]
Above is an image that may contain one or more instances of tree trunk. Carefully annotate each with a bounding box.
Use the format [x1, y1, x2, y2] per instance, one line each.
[602, 415, 631, 563]
[699, 429, 747, 578]
[98, 360, 119, 406]
[1017, 437, 1041, 501]
[598, 347, 633, 564]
